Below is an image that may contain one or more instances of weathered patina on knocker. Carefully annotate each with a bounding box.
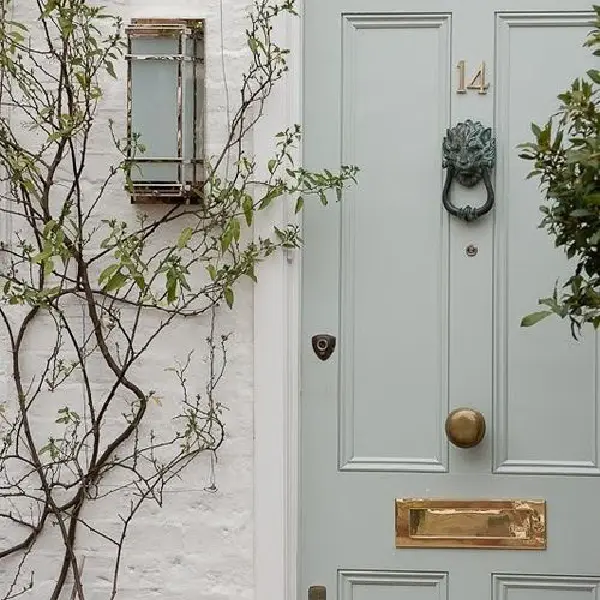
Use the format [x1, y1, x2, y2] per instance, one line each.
[442, 119, 496, 222]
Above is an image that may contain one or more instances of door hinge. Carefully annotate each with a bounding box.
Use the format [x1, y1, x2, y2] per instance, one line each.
[308, 585, 326, 600]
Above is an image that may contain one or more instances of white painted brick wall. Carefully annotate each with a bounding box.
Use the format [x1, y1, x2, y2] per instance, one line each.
[0, 1, 260, 598]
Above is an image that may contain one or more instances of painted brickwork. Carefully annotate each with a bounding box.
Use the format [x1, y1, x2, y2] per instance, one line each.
[0, 1, 257, 598]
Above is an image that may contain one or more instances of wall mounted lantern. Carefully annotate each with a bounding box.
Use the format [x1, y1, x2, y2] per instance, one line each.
[126, 18, 205, 204]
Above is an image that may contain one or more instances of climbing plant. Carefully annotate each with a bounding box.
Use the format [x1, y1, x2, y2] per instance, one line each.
[0, 0, 357, 598]
[519, 5, 600, 338]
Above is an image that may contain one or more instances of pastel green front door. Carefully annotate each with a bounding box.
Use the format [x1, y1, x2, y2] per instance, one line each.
[301, 1, 600, 598]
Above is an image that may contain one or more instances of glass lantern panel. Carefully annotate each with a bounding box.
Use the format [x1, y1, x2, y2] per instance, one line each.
[130, 57, 179, 181]
[131, 37, 179, 56]
[184, 162, 203, 184]
[131, 162, 180, 183]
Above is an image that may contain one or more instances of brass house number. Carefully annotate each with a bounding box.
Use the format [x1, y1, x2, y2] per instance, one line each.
[456, 60, 489, 95]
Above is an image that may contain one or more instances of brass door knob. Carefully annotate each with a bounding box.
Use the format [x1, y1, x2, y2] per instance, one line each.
[444, 408, 486, 448]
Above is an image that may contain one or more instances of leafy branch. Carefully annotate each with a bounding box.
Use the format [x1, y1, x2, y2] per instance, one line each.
[0, 0, 357, 598]
[519, 5, 600, 337]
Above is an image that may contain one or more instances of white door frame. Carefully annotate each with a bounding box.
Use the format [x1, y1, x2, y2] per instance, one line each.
[253, 4, 303, 600]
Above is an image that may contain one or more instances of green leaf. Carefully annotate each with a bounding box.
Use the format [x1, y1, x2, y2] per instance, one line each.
[166, 278, 177, 304]
[133, 275, 146, 290]
[39, 443, 52, 456]
[258, 186, 283, 210]
[221, 229, 233, 252]
[42, 0, 57, 16]
[526, 170, 542, 179]
[268, 159, 277, 174]
[103, 272, 128, 293]
[248, 36, 259, 54]
[294, 196, 304, 214]
[520, 310, 553, 328]
[588, 69, 600, 84]
[224, 287, 234, 309]
[232, 218, 241, 242]
[98, 263, 119, 285]
[8, 21, 28, 31]
[105, 61, 116, 78]
[538, 122, 551, 146]
[43, 220, 57, 237]
[42, 286, 61, 298]
[516, 142, 539, 150]
[43, 257, 55, 277]
[243, 195, 253, 226]
[207, 264, 217, 281]
[539, 296, 559, 310]
[177, 226, 193, 249]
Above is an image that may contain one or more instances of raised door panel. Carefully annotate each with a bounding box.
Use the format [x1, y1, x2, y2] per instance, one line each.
[493, 12, 600, 474]
[494, 575, 600, 600]
[339, 14, 451, 472]
[339, 572, 448, 600]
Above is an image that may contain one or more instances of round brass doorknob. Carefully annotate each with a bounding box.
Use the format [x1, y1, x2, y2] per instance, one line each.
[444, 408, 486, 448]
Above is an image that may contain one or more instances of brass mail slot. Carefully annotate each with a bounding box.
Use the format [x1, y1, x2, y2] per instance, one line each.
[395, 499, 546, 549]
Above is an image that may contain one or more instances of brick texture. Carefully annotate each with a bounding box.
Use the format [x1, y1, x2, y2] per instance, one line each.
[0, 1, 256, 598]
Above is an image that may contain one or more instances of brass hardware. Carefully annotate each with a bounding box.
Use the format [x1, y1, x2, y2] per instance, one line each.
[445, 407, 486, 448]
[308, 586, 326, 600]
[456, 60, 489, 95]
[395, 499, 546, 549]
[456, 60, 467, 94]
[312, 334, 336, 361]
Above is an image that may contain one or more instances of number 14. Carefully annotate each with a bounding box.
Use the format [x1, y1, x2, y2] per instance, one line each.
[456, 60, 489, 95]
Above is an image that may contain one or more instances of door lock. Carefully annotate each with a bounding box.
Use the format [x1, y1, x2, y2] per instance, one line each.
[308, 586, 326, 600]
[312, 334, 336, 361]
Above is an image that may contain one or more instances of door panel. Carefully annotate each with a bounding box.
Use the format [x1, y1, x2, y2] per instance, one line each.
[339, 14, 450, 473]
[339, 571, 448, 600]
[494, 13, 600, 475]
[301, 1, 598, 599]
[493, 575, 600, 600]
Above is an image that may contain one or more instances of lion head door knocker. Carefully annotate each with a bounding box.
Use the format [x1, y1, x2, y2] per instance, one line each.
[442, 120, 496, 222]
